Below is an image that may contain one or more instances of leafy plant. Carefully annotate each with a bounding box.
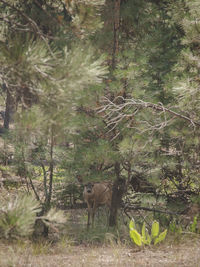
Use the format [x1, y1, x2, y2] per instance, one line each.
[0, 192, 67, 240]
[0, 193, 41, 239]
[169, 220, 182, 234]
[40, 208, 67, 230]
[129, 219, 167, 247]
[190, 216, 198, 233]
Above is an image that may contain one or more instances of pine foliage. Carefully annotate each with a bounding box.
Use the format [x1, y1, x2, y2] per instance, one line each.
[1, 0, 200, 228]
[0, 193, 41, 239]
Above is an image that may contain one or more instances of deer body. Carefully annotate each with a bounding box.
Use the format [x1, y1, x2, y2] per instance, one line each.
[83, 182, 112, 228]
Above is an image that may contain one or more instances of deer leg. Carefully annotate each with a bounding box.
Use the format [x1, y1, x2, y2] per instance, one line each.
[87, 203, 92, 229]
[87, 210, 90, 229]
[92, 202, 97, 227]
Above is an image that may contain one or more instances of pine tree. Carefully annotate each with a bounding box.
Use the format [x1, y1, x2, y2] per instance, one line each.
[96, 0, 200, 211]
[1, 0, 200, 229]
[0, 0, 108, 230]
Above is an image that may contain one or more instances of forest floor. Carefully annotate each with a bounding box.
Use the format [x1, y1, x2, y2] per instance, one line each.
[0, 207, 200, 267]
[0, 236, 200, 267]
[0, 174, 200, 266]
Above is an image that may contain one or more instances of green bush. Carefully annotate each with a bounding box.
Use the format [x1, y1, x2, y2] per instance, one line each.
[129, 219, 167, 247]
[0, 194, 41, 239]
[190, 216, 199, 233]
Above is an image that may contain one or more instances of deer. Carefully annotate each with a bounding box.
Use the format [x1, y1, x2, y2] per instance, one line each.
[83, 182, 112, 228]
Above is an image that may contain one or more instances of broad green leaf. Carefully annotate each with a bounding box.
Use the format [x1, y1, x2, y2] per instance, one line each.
[142, 222, 146, 239]
[141, 222, 151, 245]
[130, 229, 142, 246]
[151, 220, 159, 239]
[154, 229, 167, 245]
[129, 219, 136, 230]
[142, 231, 151, 245]
[146, 232, 152, 245]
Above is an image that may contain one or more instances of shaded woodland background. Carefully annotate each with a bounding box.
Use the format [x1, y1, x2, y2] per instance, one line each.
[0, 0, 200, 240]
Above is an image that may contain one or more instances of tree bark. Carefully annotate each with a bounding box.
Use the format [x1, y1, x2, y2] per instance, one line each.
[108, 0, 123, 227]
[112, 0, 121, 69]
[109, 162, 125, 227]
[4, 87, 12, 130]
[46, 126, 54, 208]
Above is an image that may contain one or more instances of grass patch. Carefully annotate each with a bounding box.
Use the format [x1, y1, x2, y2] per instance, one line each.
[0, 234, 200, 267]
[64, 208, 131, 246]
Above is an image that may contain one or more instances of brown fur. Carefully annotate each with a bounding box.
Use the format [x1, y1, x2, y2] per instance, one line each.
[83, 182, 112, 228]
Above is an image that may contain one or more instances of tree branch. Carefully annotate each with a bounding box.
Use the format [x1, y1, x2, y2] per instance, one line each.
[0, 0, 56, 57]
[29, 177, 40, 202]
[97, 96, 200, 131]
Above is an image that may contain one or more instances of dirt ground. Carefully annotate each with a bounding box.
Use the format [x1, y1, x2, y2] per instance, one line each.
[0, 205, 199, 266]
[0, 236, 200, 267]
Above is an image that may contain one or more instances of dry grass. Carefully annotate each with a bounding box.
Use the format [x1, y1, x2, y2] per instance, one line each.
[0, 194, 199, 267]
[1, 209, 199, 267]
[0, 235, 200, 267]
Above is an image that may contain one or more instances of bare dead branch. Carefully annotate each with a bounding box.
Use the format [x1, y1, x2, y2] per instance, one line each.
[97, 96, 200, 132]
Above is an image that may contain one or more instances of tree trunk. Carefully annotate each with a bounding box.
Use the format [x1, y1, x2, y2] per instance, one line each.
[109, 162, 125, 227]
[46, 126, 54, 208]
[4, 87, 12, 130]
[112, 0, 121, 69]
[108, 0, 122, 227]
[33, 127, 54, 238]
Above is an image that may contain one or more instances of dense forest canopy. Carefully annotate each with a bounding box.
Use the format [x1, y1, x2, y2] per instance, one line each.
[0, 0, 200, 228]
